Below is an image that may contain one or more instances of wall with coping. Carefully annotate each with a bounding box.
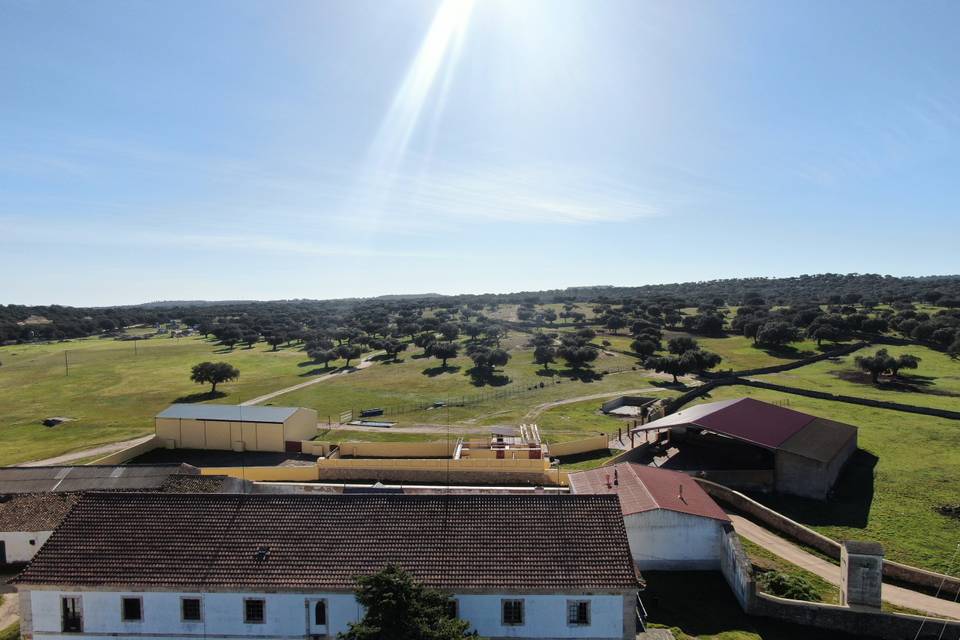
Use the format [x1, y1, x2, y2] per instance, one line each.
[550, 435, 610, 457]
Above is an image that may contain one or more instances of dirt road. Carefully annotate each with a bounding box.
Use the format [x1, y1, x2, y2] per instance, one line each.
[730, 513, 960, 619]
[17, 434, 156, 467]
[521, 382, 689, 422]
[240, 351, 383, 406]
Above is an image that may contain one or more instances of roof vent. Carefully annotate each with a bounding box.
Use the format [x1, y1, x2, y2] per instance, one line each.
[255, 546, 270, 561]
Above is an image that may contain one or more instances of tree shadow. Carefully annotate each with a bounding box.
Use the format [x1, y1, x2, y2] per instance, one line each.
[370, 353, 395, 362]
[556, 367, 604, 383]
[466, 366, 511, 387]
[212, 347, 236, 354]
[750, 343, 815, 359]
[751, 449, 878, 528]
[379, 358, 405, 365]
[649, 379, 688, 389]
[535, 368, 559, 378]
[173, 390, 227, 403]
[298, 366, 336, 377]
[410, 352, 431, 360]
[422, 365, 461, 377]
[835, 370, 951, 395]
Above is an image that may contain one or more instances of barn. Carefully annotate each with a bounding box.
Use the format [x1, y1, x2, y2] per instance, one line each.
[155, 404, 318, 453]
[634, 397, 857, 499]
[569, 463, 731, 570]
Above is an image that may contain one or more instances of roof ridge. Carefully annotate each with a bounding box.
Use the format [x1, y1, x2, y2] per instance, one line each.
[623, 462, 660, 510]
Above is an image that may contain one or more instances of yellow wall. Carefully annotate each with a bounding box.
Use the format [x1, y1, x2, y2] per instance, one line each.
[549, 434, 609, 457]
[338, 441, 456, 458]
[284, 408, 318, 442]
[154, 417, 286, 452]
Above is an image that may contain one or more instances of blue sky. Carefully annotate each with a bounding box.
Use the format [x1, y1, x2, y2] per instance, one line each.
[1, 0, 958, 306]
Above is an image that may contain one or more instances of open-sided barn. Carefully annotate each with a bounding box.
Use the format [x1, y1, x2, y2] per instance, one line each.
[634, 397, 858, 499]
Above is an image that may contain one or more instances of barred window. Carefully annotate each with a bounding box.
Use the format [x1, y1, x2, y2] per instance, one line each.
[502, 599, 524, 625]
[244, 598, 265, 624]
[567, 600, 590, 625]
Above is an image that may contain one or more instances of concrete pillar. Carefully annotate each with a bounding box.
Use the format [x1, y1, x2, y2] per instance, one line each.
[840, 540, 884, 608]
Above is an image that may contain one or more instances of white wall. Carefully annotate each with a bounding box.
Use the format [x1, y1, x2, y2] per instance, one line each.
[625, 509, 723, 570]
[0, 531, 52, 563]
[25, 589, 630, 640]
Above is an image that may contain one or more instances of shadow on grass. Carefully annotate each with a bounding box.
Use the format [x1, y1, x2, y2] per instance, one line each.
[649, 379, 688, 389]
[410, 352, 431, 360]
[751, 449, 878, 528]
[378, 357, 405, 365]
[835, 370, 955, 396]
[750, 343, 816, 359]
[466, 367, 511, 387]
[557, 367, 605, 383]
[642, 571, 861, 640]
[174, 390, 227, 403]
[535, 368, 559, 378]
[298, 366, 337, 377]
[556, 448, 617, 471]
[422, 365, 461, 377]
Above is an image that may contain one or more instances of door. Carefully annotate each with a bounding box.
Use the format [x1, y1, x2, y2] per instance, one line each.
[0, 540, 6, 564]
[307, 599, 328, 636]
[62, 597, 82, 632]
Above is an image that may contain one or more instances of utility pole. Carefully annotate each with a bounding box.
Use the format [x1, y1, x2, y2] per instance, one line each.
[64, 351, 69, 377]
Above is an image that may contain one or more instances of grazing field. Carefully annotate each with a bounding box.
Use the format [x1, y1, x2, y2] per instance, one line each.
[536, 397, 645, 442]
[688, 386, 960, 573]
[0, 336, 326, 465]
[758, 343, 960, 411]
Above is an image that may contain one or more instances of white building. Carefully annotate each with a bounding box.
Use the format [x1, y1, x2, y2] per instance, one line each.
[15, 492, 640, 640]
[0, 494, 77, 564]
[569, 463, 731, 570]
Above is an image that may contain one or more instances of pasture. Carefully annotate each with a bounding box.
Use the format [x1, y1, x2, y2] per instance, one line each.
[688, 385, 960, 573]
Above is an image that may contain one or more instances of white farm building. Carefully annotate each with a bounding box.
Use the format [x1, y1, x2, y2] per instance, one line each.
[14, 492, 641, 640]
[569, 463, 731, 570]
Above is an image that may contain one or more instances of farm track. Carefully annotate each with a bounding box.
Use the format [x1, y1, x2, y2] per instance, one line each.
[17, 434, 156, 467]
[730, 513, 960, 620]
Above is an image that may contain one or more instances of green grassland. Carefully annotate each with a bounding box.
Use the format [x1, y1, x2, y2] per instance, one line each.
[688, 386, 960, 573]
[536, 396, 646, 442]
[757, 343, 960, 411]
[0, 335, 340, 465]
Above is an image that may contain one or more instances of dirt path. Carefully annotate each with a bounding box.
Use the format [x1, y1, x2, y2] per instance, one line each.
[521, 381, 692, 422]
[18, 434, 156, 467]
[240, 351, 384, 406]
[729, 513, 960, 620]
[0, 592, 20, 631]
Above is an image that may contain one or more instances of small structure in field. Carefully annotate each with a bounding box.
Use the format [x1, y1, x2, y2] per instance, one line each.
[569, 463, 730, 570]
[155, 404, 318, 453]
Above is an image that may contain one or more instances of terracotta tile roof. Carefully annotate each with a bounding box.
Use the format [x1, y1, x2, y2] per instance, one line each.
[0, 493, 80, 531]
[15, 493, 638, 591]
[568, 463, 730, 522]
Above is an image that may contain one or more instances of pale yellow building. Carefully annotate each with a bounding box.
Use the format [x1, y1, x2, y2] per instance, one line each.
[155, 404, 317, 453]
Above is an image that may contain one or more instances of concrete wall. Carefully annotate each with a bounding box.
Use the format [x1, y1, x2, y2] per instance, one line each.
[695, 478, 960, 599]
[550, 435, 610, 458]
[338, 440, 457, 458]
[90, 435, 161, 465]
[775, 451, 829, 499]
[21, 588, 635, 640]
[625, 510, 723, 570]
[0, 531, 52, 563]
[156, 419, 286, 452]
[283, 408, 318, 443]
[718, 523, 755, 610]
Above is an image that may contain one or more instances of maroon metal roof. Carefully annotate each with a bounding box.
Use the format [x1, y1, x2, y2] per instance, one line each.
[568, 463, 730, 522]
[640, 397, 818, 450]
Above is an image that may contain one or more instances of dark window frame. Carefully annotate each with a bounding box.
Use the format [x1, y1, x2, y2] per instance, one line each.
[501, 599, 524, 626]
[244, 598, 266, 624]
[121, 596, 143, 622]
[61, 596, 83, 633]
[181, 596, 203, 622]
[566, 600, 590, 626]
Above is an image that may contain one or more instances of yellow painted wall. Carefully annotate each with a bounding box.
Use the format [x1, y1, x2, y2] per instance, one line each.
[206, 421, 231, 450]
[283, 408, 318, 442]
[338, 441, 456, 458]
[548, 435, 609, 457]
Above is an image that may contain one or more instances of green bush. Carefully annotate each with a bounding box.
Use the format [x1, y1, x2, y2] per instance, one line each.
[756, 571, 821, 602]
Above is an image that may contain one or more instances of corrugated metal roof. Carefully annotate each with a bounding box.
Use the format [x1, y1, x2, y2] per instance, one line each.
[778, 417, 857, 463]
[156, 404, 300, 423]
[0, 464, 195, 494]
[568, 463, 730, 522]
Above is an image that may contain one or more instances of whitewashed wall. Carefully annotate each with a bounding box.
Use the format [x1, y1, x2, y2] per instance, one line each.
[0, 530, 52, 563]
[625, 509, 723, 570]
[25, 589, 630, 640]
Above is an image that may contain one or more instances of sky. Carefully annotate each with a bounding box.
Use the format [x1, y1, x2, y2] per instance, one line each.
[1, 0, 958, 306]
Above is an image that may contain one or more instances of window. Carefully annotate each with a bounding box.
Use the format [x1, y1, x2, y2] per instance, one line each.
[502, 599, 524, 625]
[121, 597, 143, 622]
[567, 600, 590, 626]
[314, 600, 327, 625]
[182, 597, 202, 622]
[61, 596, 82, 633]
[244, 598, 265, 624]
[445, 598, 458, 619]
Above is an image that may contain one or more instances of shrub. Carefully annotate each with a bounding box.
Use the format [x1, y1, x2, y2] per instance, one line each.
[755, 571, 821, 602]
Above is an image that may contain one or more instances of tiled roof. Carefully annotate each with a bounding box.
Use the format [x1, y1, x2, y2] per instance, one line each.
[15, 493, 638, 591]
[0, 464, 198, 494]
[156, 404, 301, 423]
[568, 463, 730, 522]
[0, 493, 79, 531]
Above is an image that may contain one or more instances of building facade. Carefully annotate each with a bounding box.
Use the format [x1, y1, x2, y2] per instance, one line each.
[155, 404, 318, 452]
[15, 492, 640, 640]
